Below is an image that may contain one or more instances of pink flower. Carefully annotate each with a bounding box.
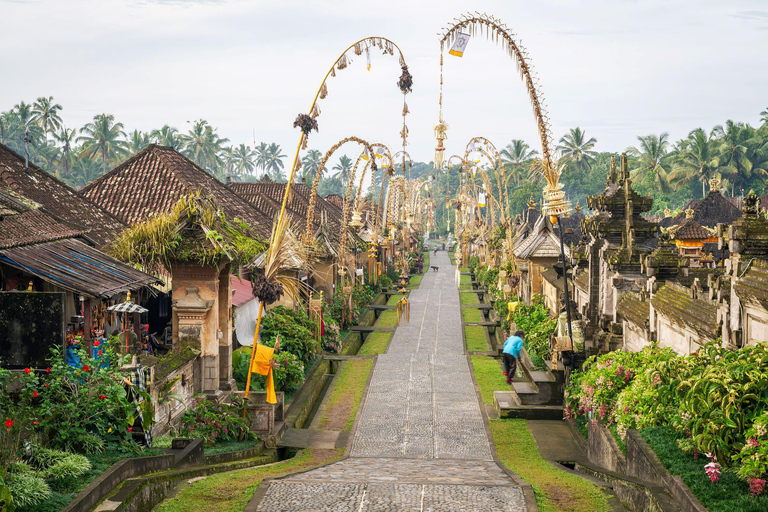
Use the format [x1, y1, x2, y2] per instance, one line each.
[749, 478, 766, 497]
[704, 461, 721, 483]
[747, 438, 761, 449]
[653, 374, 661, 386]
[598, 404, 607, 419]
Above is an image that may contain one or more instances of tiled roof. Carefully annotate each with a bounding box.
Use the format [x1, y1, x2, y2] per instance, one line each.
[0, 238, 158, 298]
[324, 194, 344, 212]
[81, 145, 271, 238]
[0, 209, 84, 249]
[513, 217, 568, 260]
[734, 259, 768, 310]
[672, 219, 714, 241]
[661, 190, 742, 228]
[0, 143, 125, 247]
[617, 293, 650, 328]
[573, 269, 590, 292]
[651, 284, 718, 339]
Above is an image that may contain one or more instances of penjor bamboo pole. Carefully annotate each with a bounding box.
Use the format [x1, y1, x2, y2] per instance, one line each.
[243, 301, 265, 399]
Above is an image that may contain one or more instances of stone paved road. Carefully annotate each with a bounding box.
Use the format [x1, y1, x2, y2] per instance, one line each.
[256, 251, 528, 511]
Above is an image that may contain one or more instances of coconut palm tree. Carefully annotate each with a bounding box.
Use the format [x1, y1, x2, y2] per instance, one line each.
[31, 96, 63, 139]
[179, 119, 229, 174]
[265, 143, 286, 181]
[713, 121, 768, 187]
[332, 155, 353, 187]
[127, 130, 151, 155]
[53, 126, 77, 178]
[668, 128, 724, 197]
[628, 133, 672, 192]
[150, 125, 181, 149]
[77, 113, 128, 174]
[232, 144, 256, 177]
[254, 142, 270, 176]
[500, 139, 538, 187]
[761, 107, 768, 126]
[557, 127, 597, 175]
[301, 149, 324, 182]
[70, 151, 104, 189]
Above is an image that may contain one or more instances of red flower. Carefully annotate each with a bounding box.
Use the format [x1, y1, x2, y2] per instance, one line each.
[32, 391, 38, 398]
[4, 419, 12, 429]
[46, 367, 51, 374]
[98, 350, 103, 356]
[93, 340, 100, 347]
[24, 368, 31, 374]
[99, 394, 106, 400]
[82, 365, 90, 372]
[33, 421, 38, 426]
[44, 383, 49, 388]
[127, 427, 132, 432]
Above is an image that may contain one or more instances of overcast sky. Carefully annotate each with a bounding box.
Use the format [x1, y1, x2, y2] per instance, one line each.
[1, 0, 767, 167]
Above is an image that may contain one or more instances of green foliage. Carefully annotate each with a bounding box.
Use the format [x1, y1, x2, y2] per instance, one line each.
[511, 295, 557, 363]
[465, 326, 488, 352]
[178, 395, 256, 444]
[5, 473, 50, 510]
[26, 449, 91, 480]
[260, 306, 317, 364]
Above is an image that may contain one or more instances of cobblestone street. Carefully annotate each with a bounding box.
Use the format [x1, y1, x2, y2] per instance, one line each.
[256, 251, 529, 511]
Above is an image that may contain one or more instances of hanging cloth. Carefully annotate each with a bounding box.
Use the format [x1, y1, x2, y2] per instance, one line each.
[251, 344, 276, 404]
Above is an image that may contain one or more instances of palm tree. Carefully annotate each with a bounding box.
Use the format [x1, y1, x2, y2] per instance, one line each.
[31, 96, 63, 139]
[265, 143, 286, 181]
[332, 154, 353, 187]
[761, 107, 768, 126]
[557, 127, 598, 175]
[668, 128, 723, 197]
[128, 130, 151, 155]
[500, 139, 538, 187]
[254, 142, 270, 176]
[151, 125, 181, 149]
[713, 121, 768, 187]
[70, 151, 104, 189]
[77, 113, 128, 174]
[179, 119, 229, 174]
[628, 133, 672, 192]
[301, 149, 324, 182]
[232, 144, 256, 177]
[53, 127, 77, 178]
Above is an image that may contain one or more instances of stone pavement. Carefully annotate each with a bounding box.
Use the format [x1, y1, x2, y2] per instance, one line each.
[254, 251, 530, 511]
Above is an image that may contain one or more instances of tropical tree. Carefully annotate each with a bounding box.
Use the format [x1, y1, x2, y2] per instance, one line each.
[127, 129, 151, 155]
[151, 125, 181, 149]
[52, 127, 77, 178]
[231, 144, 256, 177]
[179, 120, 229, 176]
[668, 128, 724, 197]
[254, 142, 270, 176]
[69, 151, 104, 188]
[761, 107, 768, 126]
[265, 143, 286, 182]
[77, 113, 128, 174]
[713, 121, 768, 187]
[628, 133, 672, 192]
[558, 127, 597, 174]
[31, 96, 63, 138]
[301, 149, 324, 183]
[332, 154, 353, 187]
[501, 139, 538, 187]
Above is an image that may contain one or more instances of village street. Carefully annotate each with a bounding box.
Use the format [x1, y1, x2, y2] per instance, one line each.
[254, 251, 530, 510]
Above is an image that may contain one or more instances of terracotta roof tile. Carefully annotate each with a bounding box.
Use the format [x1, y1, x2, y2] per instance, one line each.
[0, 143, 125, 247]
[660, 190, 742, 228]
[81, 145, 271, 238]
[672, 219, 714, 241]
[0, 209, 84, 249]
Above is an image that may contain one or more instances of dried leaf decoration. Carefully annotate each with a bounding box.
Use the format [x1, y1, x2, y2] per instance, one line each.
[398, 65, 413, 94]
[293, 113, 318, 135]
[337, 54, 349, 70]
[354, 43, 363, 56]
[402, 101, 409, 116]
[319, 82, 328, 100]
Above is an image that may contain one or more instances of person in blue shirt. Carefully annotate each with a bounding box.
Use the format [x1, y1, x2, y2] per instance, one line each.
[502, 330, 524, 384]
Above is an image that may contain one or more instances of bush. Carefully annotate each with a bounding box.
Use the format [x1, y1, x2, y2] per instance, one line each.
[177, 395, 256, 444]
[6, 472, 51, 509]
[260, 308, 317, 363]
[511, 295, 557, 362]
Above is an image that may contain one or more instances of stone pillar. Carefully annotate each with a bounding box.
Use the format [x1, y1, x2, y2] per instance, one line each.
[218, 263, 236, 391]
[171, 263, 220, 396]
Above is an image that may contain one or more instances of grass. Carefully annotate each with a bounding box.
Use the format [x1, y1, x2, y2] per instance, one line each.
[459, 274, 471, 289]
[462, 307, 484, 323]
[205, 438, 262, 455]
[464, 325, 489, 352]
[318, 359, 373, 431]
[358, 331, 391, 355]
[460, 292, 479, 305]
[642, 426, 768, 512]
[153, 448, 343, 512]
[386, 294, 405, 306]
[470, 355, 508, 404]
[491, 419, 610, 512]
[410, 275, 423, 286]
[375, 309, 398, 328]
[422, 252, 430, 270]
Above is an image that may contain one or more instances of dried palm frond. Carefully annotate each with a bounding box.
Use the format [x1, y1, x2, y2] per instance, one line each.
[319, 82, 328, 99]
[398, 65, 413, 94]
[293, 113, 318, 135]
[251, 214, 309, 304]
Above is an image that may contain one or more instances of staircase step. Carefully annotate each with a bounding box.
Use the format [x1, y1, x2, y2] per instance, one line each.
[529, 370, 557, 383]
[512, 381, 538, 395]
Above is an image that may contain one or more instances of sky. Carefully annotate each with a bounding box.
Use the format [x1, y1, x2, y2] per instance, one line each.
[1, 0, 767, 168]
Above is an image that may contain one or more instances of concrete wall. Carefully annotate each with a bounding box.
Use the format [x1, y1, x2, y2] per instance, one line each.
[744, 304, 768, 346]
[623, 321, 650, 353]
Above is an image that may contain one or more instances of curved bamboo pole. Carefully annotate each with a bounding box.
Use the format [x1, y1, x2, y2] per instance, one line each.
[465, 136, 507, 222]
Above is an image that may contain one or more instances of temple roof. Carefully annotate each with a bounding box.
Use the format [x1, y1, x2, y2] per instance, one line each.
[734, 259, 768, 310]
[617, 293, 650, 328]
[661, 190, 742, 228]
[651, 284, 719, 340]
[513, 216, 569, 260]
[671, 218, 715, 241]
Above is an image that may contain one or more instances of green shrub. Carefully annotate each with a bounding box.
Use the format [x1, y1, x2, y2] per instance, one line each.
[6, 472, 51, 509]
[178, 395, 256, 444]
[511, 295, 557, 362]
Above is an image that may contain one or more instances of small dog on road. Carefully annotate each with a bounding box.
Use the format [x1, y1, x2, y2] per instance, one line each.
[430, 266, 439, 272]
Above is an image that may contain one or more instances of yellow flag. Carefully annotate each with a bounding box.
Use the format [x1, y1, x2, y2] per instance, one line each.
[251, 344, 276, 404]
[449, 32, 470, 57]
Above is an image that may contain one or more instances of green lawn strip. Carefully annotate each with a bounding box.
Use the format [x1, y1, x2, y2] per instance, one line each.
[423, 252, 430, 270]
[375, 309, 398, 328]
[470, 355, 508, 404]
[318, 359, 373, 431]
[464, 326, 489, 352]
[410, 275, 423, 286]
[358, 331, 392, 355]
[462, 307, 484, 323]
[386, 294, 404, 306]
[460, 292, 479, 305]
[491, 419, 610, 512]
[204, 438, 263, 455]
[460, 267, 470, 272]
[641, 426, 768, 511]
[153, 448, 344, 512]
